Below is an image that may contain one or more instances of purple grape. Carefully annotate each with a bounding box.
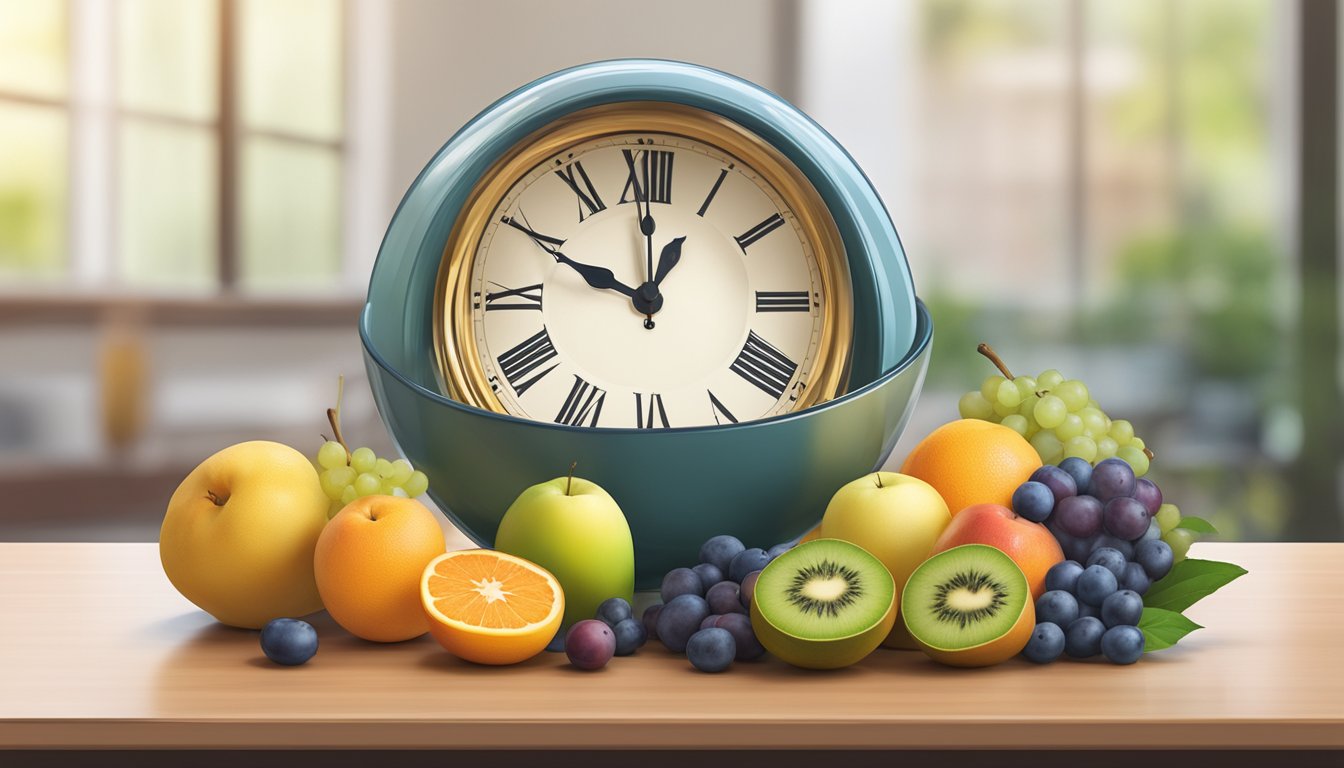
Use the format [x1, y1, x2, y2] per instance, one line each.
[1054, 495, 1103, 538]
[1045, 560, 1085, 594]
[1030, 465, 1078, 503]
[700, 615, 721, 631]
[1103, 496, 1150, 541]
[565, 619, 615, 670]
[1085, 547, 1127, 580]
[686, 627, 736, 673]
[612, 617, 647, 656]
[1064, 534, 1095, 564]
[595, 597, 632, 628]
[1092, 533, 1135, 560]
[1090, 458, 1137, 502]
[699, 535, 745, 573]
[1012, 481, 1055, 523]
[740, 570, 762, 609]
[1120, 561, 1151, 595]
[712, 613, 766, 661]
[1133, 478, 1163, 516]
[706, 580, 746, 615]
[642, 603, 663, 642]
[661, 567, 704, 603]
[729, 548, 771, 583]
[655, 594, 711, 652]
[692, 563, 724, 592]
[1057, 457, 1093, 497]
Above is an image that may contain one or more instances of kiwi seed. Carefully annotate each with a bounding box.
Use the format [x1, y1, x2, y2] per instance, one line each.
[786, 559, 864, 617]
[930, 569, 1009, 629]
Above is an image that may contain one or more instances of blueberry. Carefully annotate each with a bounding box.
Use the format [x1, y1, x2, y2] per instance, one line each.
[260, 618, 318, 666]
[692, 563, 725, 592]
[706, 580, 746, 615]
[1045, 560, 1085, 594]
[1012, 481, 1055, 523]
[1076, 564, 1119, 607]
[1063, 533, 1097, 564]
[1140, 518, 1162, 543]
[595, 597, 632, 628]
[612, 617, 647, 656]
[686, 627, 736, 673]
[712, 613, 766, 661]
[1085, 547, 1127, 580]
[1064, 616, 1106, 659]
[1120, 561, 1152, 596]
[728, 548, 771, 583]
[1100, 625, 1145, 665]
[545, 630, 566, 653]
[766, 542, 793, 560]
[1057, 457, 1093, 497]
[641, 603, 663, 642]
[1029, 465, 1078, 503]
[1021, 622, 1066, 664]
[655, 594, 711, 653]
[660, 567, 704, 602]
[1076, 601, 1099, 619]
[699, 535, 746, 573]
[1101, 589, 1144, 628]
[1035, 590, 1080, 628]
[1135, 539, 1174, 581]
[1091, 534, 1135, 561]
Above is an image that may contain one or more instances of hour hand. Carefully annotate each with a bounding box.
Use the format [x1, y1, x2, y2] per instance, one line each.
[653, 236, 686, 285]
[556, 253, 636, 297]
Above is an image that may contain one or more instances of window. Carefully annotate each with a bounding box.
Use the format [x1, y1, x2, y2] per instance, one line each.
[0, 0, 357, 293]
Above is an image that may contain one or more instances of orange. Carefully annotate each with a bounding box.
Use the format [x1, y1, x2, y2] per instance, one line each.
[420, 549, 564, 665]
[313, 495, 446, 642]
[899, 419, 1042, 517]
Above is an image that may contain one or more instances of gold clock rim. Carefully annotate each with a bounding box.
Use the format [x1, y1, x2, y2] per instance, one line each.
[432, 101, 853, 424]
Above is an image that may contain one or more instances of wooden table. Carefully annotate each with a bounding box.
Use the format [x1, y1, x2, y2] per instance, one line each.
[1, 542, 1340, 765]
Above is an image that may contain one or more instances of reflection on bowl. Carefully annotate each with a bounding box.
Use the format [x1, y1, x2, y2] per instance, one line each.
[362, 300, 933, 588]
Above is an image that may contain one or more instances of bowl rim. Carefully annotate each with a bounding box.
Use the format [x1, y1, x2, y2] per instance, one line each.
[360, 299, 931, 437]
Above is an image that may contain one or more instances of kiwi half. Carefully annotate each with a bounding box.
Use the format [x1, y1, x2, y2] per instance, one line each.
[749, 538, 896, 669]
[901, 543, 1035, 667]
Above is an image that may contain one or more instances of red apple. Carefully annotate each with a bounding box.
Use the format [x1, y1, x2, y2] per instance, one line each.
[929, 504, 1063, 599]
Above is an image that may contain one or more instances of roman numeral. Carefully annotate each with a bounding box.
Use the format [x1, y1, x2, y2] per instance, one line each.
[555, 375, 606, 427]
[501, 213, 564, 252]
[620, 149, 674, 205]
[707, 390, 738, 425]
[730, 330, 798, 400]
[554, 160, 606, 221]
[635, 393, 669, 429]
[496, 328, 558, 397]
[696, 168, 729, 217]
[485, 283, 542, 311]
[755, 290, 810, 313]
[734, 213, 786, 252]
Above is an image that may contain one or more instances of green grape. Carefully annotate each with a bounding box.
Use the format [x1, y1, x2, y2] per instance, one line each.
[380, 481, 400, 496]
[991, 399, 1016, 417]
[1109, 420, 1135, 445]
[350, 447, 377, 474]
[959, 392, 994, 420]
[1087, 399, 1101, 410]
[1078, 407, 1108, 438]
[1013, 376, 1038, 400]
[1033, 395, 1068, 429]
[1096, 436, 1119, 460]
[995, 380, 1021, 408]
[1116, 445, 1150, 476]
[389, 459, 415, 486]
[1164, 527, 1195, 562]
[340, 484, 357, 505]
[354, 472, 381, 497]
[1054, 380, 1090, 412]
[317, 441, 348, 470]
[320, 467, 356, 501]
[405, 470, 429, 498]
[1037, 369, 1064, 390]
[1017, 397, 1037, 417]
[1055, 414, 1084, 441]
[1063, 435, 1098, 463]
[1001, 414, 1030, 437]
[1030, 431, 1063, 464]
[1156, 503, 1181, 534]
[1130, 436, 1146, 452]
[374, 457, 395, 479]
[390, 487, 410, 499]
[980, 375, 1007, 402]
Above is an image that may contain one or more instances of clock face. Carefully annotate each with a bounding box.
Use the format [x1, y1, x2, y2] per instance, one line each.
[464, 131, 829, 429]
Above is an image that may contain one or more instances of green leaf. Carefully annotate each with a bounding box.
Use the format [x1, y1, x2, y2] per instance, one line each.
[1144, 558, 1248, 613]
[1175, 516, 1218, 534]
[1139, 607, 1202, 651]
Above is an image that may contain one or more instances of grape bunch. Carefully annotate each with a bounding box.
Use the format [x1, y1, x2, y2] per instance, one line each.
[1022, 553, 1161, 665]
[313, 376, 428, 517]
[641, 534, 776, 672]
[958, 344, 1152, 475]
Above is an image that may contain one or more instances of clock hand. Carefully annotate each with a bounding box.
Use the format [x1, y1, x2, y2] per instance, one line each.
[501, 215, 637, 297]
[653, 236, 685, 286]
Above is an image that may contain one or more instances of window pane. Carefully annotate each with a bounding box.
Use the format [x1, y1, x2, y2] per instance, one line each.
[0, 0, 67, 98]
[119, 120, 217, 289]
[0, 104, 67, 277]
[239, 138, 341, 290]
[240, 0, 342, 140]
[118, 0, 218, 120]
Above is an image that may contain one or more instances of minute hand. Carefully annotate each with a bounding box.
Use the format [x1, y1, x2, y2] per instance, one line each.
[653, 236, 686, 285]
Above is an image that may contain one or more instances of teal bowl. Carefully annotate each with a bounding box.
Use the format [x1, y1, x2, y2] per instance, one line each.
[361, 300, 932, 589]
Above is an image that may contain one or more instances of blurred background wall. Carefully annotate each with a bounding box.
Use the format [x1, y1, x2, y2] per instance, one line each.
[0, 0, 1336, 542]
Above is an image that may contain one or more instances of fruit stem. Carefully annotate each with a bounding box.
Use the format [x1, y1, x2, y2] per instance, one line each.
[873, 473, 884, 489]
[566, 461, 577, 496]
[205, 490, 227, 507]
[977, 343, 1014, 380]
[326, 375, 351, 463]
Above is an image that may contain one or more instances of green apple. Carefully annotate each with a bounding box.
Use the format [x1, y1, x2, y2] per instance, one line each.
[820, 471, 951, 648]
[494, 471, 634, 629]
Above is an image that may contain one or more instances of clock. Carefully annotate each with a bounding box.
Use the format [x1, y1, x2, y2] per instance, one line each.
[434, 103, 852, 428]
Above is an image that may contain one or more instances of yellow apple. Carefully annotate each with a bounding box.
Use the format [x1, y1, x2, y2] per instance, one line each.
[820, 471, 951, 648]
[160, 440, 328, 629]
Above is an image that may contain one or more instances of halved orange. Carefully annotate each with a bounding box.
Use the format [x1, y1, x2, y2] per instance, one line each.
[419, 549, 564, 665]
